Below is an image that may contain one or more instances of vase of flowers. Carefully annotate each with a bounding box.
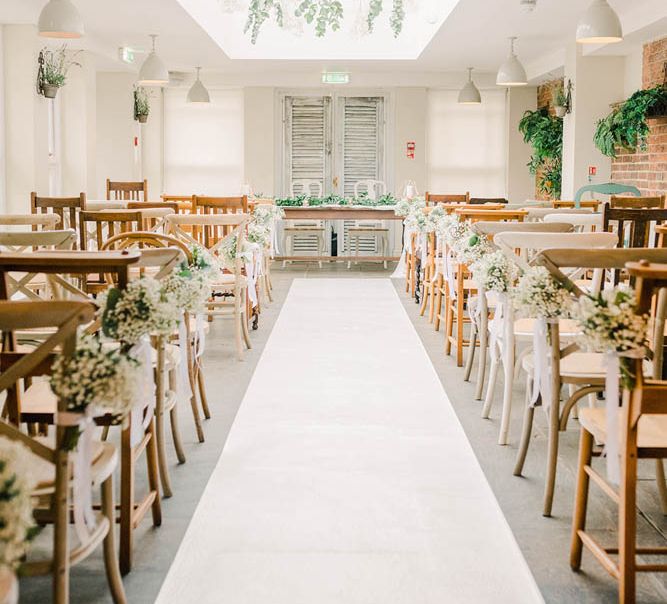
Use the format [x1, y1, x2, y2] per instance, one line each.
[133, 87, 150, 123]
[37, 45, 81, 99]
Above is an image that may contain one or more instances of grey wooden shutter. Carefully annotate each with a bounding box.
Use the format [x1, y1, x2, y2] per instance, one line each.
[284, 96, 331, 196]
[341, 97, 384, 198]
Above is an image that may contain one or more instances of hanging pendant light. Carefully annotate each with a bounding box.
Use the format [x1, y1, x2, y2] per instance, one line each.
[458, 68, 481, 104]
[138, 35, 169, 87]
[576, 0, 622, 44]
[38, 0, 84, 38]
[187, 67, 211, 104]
[496, 37, 527, 87]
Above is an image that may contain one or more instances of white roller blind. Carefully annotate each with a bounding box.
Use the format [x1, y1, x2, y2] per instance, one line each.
[284, 96, 331, 196]
[163, 88, 244, 195]
[341, 97, 384, 198]
[427, 89, 507, 198]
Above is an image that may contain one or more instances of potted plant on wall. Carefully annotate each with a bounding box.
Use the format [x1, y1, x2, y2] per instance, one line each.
[553, 85, 568, 118]
[134, 87, 150, 124]
[36, 45, 81, 99]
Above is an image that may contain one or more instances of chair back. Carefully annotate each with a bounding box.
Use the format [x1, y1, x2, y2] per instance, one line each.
[455, 208, 527, 223]
[353, 180, 386, 200]
[291, 180, 323, 198]
[425, 192, 470, 205]
[192, 195, 248, 216]
[603, 206, 667, 249]
[79, 209, 171, 251]
[0, 214, 61, 231]
[543, 212, 603, 232]
[106, 179, 148, 201]
[574, 182, 641, 204]
[472, 221, 573, 238]
[160, 195, 194, 213]
[553, 199, 600, 211]
[469, 197, 508, 205]
[610, 195, 666, 209]
[31, 192, 86, 235]
[523, 207, 592, 222]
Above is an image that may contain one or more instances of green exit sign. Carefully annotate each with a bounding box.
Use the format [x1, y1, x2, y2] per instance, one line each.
[322, 72, 350, 84]
[119, 47, 135, 64]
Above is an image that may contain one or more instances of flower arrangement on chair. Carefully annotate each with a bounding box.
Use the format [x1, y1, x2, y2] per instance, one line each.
[470, 250, 518, 294]
[512, 266, 572, 320]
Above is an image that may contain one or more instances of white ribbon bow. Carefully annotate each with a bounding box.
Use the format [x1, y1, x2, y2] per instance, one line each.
[129, 338, 155, 448]
[530, 317, 554, 409]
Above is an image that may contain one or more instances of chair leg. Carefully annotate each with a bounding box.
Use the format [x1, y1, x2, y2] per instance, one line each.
[482, 354, 499, 419]
[187, 344, 205, 443]
[543, 393, 561, 517]
[382, 234, 388, 270]
[433, 280, 443, 331]
[570, 428, 593, 570]
[419, 278, 430, 316]
[168, 366, 186, 464]
[498, 349, 515, 446]
[196, 363, 211, 420]
[318, 234, 324, 269]
[464, 318, 477, 382]
[101, 475, 128, 604]
[145, 420, 163, 527]
[655, 459, 667, 515]
[513, 376, 535, 476]
[475, 312, 489, 401]
[456, 295, 465, 366]
[154, 344, 172, 498]
[445, 300, 454, 356]
[119, 428, 134, 575]
[234, 296, 243, 361]
[241, 303, 253, 351]
[619, 427, 638, 603]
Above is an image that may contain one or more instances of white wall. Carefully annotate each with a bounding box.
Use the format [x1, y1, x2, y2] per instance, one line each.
[95, 72, 138, 199]
[506, 86, 537, 203]
[395, 87, 427, 196]
[426, 88, 508, 198]
[623, 47, 643, 98]
[163, 88, 244, 195]
[243, 87, 275, 197]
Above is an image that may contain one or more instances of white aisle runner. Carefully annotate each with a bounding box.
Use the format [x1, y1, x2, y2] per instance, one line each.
[156, 279, 544, 604]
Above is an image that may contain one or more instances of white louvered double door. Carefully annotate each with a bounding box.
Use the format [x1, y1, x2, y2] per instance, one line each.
[283, 94, 387, 256]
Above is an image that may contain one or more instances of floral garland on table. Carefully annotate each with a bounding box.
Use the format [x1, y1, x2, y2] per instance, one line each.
[100, 277, 180, 345]
[470, 250, 518, 294]
[50, 335, 141, 449]
[512, 266, 572, 320]
[573, 285, 649, 387]
[0, 438, 37, 571]
[252, 204, 285, 225]
[247, 221, 273, 248]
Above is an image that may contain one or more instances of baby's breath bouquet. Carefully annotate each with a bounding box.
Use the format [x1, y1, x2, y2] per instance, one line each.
[574, 286, 648, 354]
[101, 277, 180, 344]
[471, 250, 518, 294]
[425, 205, 446, 232]
[190, 245, 220, 285]
[50, 335, 140, 449]
[0, 437, 37, 571]
[219, 234, 259, 270]
[247, 221, 272, 247]
[452, 231, 492, 266]
[162, 266, 210, 315]
[512, 266, 572, 319]
[395, 198, 425, 218]
[252, 204, 285, 225]
[441, 217, 471, 248]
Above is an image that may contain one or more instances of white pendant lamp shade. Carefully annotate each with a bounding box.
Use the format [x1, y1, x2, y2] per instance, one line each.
[38, 0, 84, 38]
[187, 67, 211, 104]
[576, 0, 622, 44]
[496, 37, 527, 87]
[138, 35, 169, 86]
[458, 68, 481, 104]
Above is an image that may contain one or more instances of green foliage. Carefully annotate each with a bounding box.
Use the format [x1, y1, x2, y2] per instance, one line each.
[594, 86, 667, 158]
[245, 0, 284, 44]
[518, 107, 563, 199]
[553, 85, 567, 108]
[389, 0, 404, 37]
[133, 87, 150, 120]
[296, 0, 343, 37]
[39, 44, 81, 88]
[275, 192, 397, 207]
[367, 0, 383, 32]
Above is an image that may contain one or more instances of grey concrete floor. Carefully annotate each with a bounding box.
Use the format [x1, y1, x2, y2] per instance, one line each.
[20, 262, 667, 603]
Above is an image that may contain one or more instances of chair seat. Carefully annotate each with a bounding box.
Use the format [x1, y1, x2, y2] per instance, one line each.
[579, 407, 667, 449]
[514, 318, 581, 338]
[211, 273, 247, 288]
[522, 351, 606, 383]
[31, 437, 117, 494]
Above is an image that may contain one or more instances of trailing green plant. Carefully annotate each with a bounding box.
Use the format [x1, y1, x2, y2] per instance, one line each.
[245, 0, 284, 44]
[133, 87, 150, 121]
[37, 44, 81, 92]
[594, 85, 667, 158]
[389, 0, 404, 37]
[518, 107, 563, 199]
[553, 85, 567, 108]
[295, 0, 343, 37]
[367, 0, 383, 32]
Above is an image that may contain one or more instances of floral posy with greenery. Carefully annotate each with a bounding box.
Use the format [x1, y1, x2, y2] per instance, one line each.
[244, 0, 406, 43]
[512, 266, 571, 319]
[37, 44, 81, 93]
[0, 438, 37, 570]
[471, 250, 518, 294]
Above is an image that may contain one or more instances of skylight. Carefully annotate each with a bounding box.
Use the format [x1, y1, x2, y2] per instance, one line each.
[175, 0, 461, 60]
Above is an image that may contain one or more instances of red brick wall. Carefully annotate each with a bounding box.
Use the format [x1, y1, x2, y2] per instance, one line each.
[610, 37, 667, 197]
[534, 78, 563, 199]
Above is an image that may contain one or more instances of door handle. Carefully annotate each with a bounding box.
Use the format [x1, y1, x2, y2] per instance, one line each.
[333, 177, 339, 189]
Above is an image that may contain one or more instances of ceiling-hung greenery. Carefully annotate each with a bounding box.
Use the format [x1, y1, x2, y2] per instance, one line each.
[245, 0, 406, 43]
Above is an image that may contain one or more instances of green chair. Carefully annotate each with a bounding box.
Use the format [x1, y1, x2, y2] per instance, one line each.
[574, 182, 641, 208]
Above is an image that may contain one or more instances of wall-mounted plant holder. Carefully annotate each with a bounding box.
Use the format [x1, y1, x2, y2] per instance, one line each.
[36, 45, 81, 99]
[554, 79, 573, 118]
[134, 86, 150, 124]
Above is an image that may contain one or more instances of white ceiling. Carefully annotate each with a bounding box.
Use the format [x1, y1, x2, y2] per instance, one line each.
[1, 0, 666, 81]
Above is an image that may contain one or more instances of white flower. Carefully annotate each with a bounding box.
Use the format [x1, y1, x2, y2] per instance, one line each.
[101, 277, 180, 344]
[0, 437, 36, 570]
[573, 285, 648, 354]
[50, 334, 140, 418]
[471, 250, 518, 293]
[247, 221, 272, 247]
[219, 234, 260, 270]
[512, 266, 572, 319]
[395, 198, 425, 218]
[252, 204, 285, 225]
[451, 231, 492, 265]
[162, 268, 211, 314]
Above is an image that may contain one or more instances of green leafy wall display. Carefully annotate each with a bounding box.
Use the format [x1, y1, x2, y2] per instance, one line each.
[518, 107, 563, 199]
[245, 0, 406, 43]
[594, 85, 667, 158]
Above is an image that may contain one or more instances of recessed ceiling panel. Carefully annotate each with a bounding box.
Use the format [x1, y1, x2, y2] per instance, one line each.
[175, 0, 461, 60]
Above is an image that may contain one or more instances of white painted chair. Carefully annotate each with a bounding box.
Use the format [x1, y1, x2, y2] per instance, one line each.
[482, 231, 618, 446]
[521, 207, 593, 223]
[284, 180, 326, 268]
[543, 212, 603, 232]
[348, 180, 389, 269]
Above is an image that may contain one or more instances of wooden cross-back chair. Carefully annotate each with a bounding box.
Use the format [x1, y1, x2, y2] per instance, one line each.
[0, 214, 60, 231]
[102, 232, 210, 445]
[160, 195, 194, 213]
[571, 260, 667, 603]
[425, 192, 470, 206]
[516, 248, 667, 520]
[603, 206, 667, 250]
[106, 179, 148, 201]
[166, 213, 253, 360]
[0, 230, 77, 301]
[192, 195, 248, 215]
[0, 251, 161, 575]
[553, 199, 601, 211]
[0, 300, 126, 604]
[31, 192, 86, 236]
[610, 194, 667, 209]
